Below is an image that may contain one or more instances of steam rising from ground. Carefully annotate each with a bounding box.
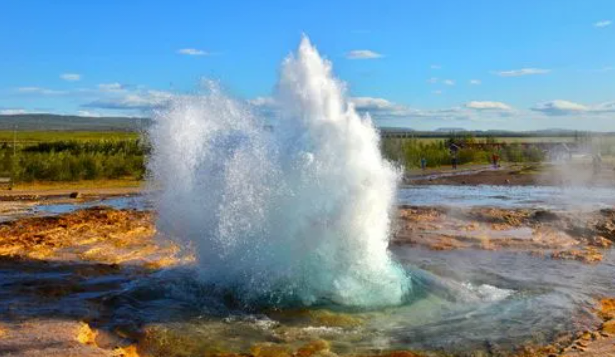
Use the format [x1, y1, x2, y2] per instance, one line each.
[149, 36, 409, 307]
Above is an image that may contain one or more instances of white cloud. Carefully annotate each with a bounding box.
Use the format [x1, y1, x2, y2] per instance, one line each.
[16, 87, 66, 95]
[348, 96, 521, 123]
[595, 20, 612, 28]
[591, 101, 615, 113]
[531, 100, 589, 115]
[177, 48, 209, 56]
[248, 96, 276, 107]
[346, 50, 384, 60]
[84, 90, 174, 110]
[496, 68, 550, 77]
[98, 83, 126, 92]
[427, 77, 438, 84]
[466, 101, 512, 111]
[530, 99, 615, 116]
[60, 73, 81, 81]
[77, 110, 102, 117]
[350, 97, 421, 117]
[0, 109, 27, 115]
[469, 79, 481, 85]
[248, 95, 615, 126]
[432, 90, 443, 95]
[430, 64, 441, 69]
[443, 79, 455, 86]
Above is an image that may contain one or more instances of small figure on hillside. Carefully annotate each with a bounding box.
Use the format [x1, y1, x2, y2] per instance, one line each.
[492, 153, 500, 169]
[420, 157, 427, 171]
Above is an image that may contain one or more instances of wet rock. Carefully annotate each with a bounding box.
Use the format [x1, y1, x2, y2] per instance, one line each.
[77, 322, 99, 346]
[250, 343, 293, 357]
[599, 298, 615, 321]
[94, 329, 134, 350]
[551, 248, 603, 263]
[112, 345, 140, 357]
[0, 207, 178, 266]
[599, 208, 615, 217]
[296, 340, 330, 357]
[601, 320, 615, 334]
[588, 235, 613, 248]
[532, 210, 559, 222]
[597, 221, 615, 242]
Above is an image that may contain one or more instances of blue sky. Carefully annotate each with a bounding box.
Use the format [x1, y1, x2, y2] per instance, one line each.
[1, 0, 614, 130]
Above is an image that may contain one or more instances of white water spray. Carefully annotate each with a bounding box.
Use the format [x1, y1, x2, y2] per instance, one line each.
[149, 36, 409, 307]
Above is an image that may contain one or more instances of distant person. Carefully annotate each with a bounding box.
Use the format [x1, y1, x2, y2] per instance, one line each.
[492, 153, 500, 169]
[420, 157, 427, 171]
[593, 154, 602, 176]
[449, 143, 460, 170]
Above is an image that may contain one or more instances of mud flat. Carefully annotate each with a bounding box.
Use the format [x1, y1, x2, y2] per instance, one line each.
[0, 204, 614, 356]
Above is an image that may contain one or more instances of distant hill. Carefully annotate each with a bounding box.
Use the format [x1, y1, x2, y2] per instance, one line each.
[434, 127, 467, 133]
[0, 114, 148, 131]
[379, 127, 416, 133]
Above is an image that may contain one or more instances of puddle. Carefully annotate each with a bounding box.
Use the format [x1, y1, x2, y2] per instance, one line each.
[33, 195, 149, 215]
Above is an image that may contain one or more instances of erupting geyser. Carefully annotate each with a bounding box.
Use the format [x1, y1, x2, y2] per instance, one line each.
[149, 36, 409, 307]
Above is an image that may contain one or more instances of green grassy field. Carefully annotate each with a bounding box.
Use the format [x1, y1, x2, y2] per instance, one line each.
[0, 132, 146, 183]
[0, 131, 139, 143]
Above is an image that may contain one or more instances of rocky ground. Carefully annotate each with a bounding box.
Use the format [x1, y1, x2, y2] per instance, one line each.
[394, 205, 615, 263]
[0, 200, 614, 356]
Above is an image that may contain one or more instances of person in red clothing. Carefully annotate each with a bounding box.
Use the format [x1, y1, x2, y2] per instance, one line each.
[492, 153, 500, 168]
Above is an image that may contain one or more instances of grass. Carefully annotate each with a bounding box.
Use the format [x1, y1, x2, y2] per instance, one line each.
[0, 135, 147, 183]
[382, 136, 547, 170]
[0, 131, 139, 143]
